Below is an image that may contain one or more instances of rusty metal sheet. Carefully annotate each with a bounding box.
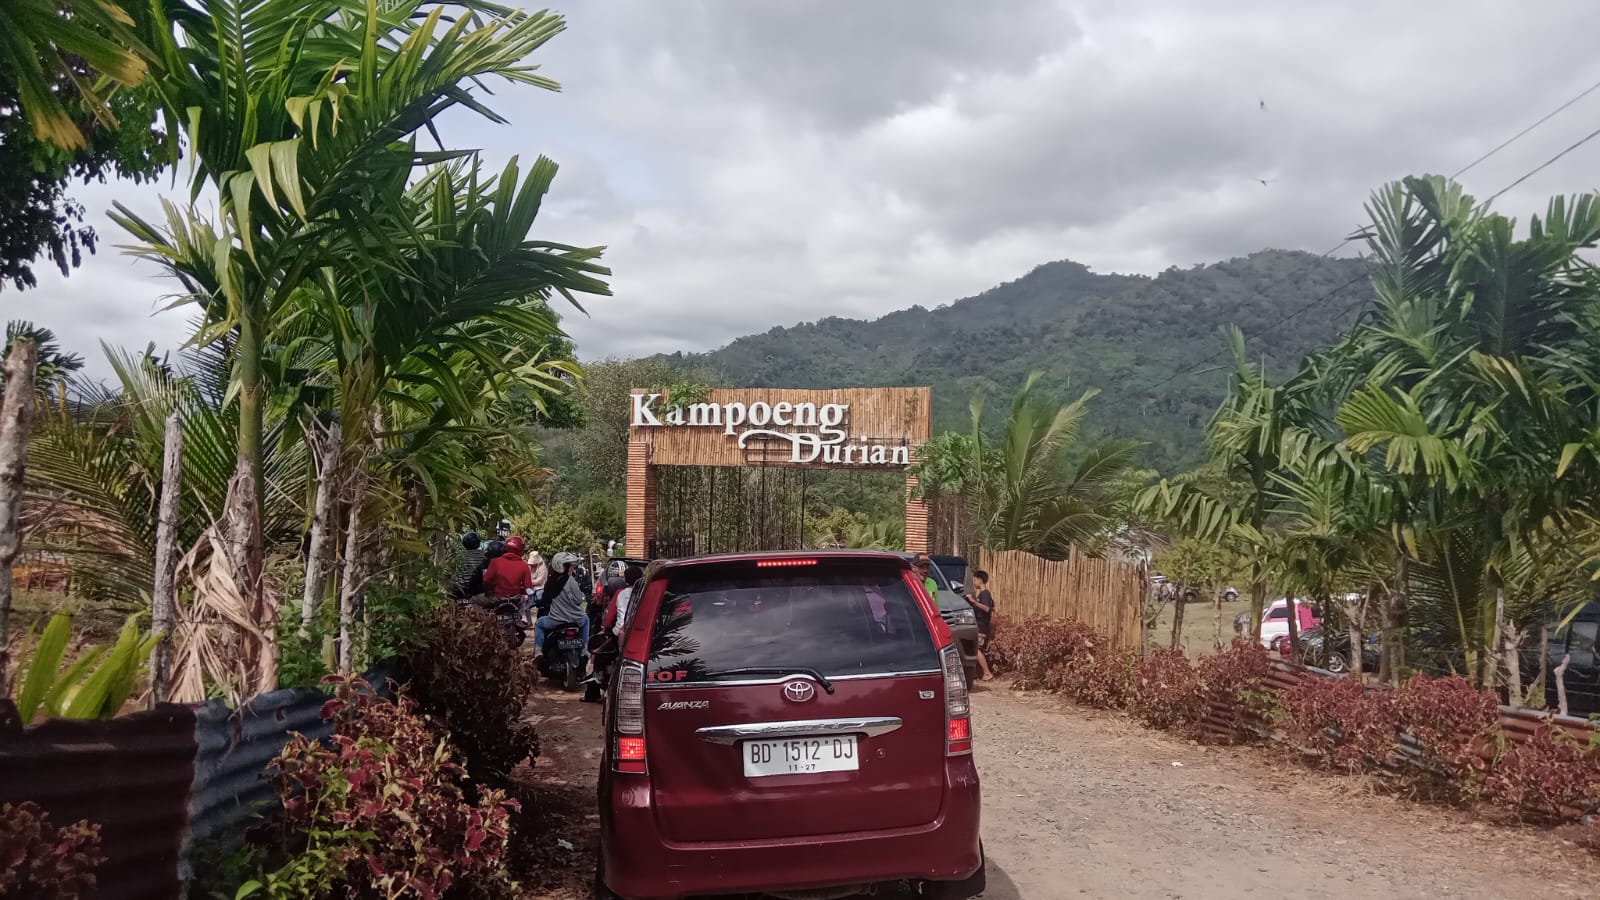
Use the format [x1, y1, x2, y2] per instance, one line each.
[0, 703, 196, 900]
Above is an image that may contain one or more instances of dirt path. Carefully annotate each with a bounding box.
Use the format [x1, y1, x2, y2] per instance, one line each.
[520, 681, 1599, 900]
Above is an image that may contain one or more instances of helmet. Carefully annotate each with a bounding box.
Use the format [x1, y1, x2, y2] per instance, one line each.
[461, 531, 481, 550]
[504, 535, 526, 554]
[486, 539, 505, 559]
[551, 550, 580, 573]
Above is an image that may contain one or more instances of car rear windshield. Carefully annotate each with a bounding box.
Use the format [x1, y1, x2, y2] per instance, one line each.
[646, 562, 940, 683]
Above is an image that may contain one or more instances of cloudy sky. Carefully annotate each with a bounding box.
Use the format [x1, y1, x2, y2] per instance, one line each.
[13, 0, 1600, 376]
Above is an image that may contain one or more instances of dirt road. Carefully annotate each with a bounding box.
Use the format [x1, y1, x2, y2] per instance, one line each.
[522, 682, 1599, 900]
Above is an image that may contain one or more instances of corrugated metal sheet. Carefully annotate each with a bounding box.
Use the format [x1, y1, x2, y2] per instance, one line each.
[0, 703, 196, 900]
[185, 661, 401, 873]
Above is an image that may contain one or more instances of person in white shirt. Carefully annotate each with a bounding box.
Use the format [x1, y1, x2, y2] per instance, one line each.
[611, 565, 645, 636]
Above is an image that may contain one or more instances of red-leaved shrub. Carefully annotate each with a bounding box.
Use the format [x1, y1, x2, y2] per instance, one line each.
[1276, 676, 1398, 772]
[1483, 726, 1600, 823]
[250, 676, 519, 898]
[987, 617, 1100, 690]
[1053, 648, 1137, 710]
[0, 801, 105, 899]
[1198, 639, 1279, 723]
[1131, 649, 1205, 731]
[1391, 674, 1499, 799]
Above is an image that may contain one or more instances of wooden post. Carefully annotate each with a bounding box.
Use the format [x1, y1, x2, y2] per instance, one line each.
[904, 473, 929, 554]
[337, 472, 367, 675]
[0, 339, 40, 679]
[150, 410, 184, 705]
[625, 437, 657, 556]
[1554, 652, 1571, 717]
[301, 418, 340, 638]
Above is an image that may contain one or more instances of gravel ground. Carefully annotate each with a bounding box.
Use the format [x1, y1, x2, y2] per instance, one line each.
[520, 680, 1600, 899]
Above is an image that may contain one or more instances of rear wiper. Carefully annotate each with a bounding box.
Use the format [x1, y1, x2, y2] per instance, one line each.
[701, 666, 836, 694]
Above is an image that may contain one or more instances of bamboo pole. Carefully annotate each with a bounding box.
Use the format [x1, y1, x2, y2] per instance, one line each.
[150, 410, 184, 705]
[0, 339, 39, 680]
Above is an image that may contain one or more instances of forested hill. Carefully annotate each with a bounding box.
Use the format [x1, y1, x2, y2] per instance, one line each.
[655, 250, 1373, 472]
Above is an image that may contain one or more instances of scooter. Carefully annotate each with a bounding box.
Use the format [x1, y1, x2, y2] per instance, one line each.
[538, 623, 588, 691]
[472, 596, 526, 647]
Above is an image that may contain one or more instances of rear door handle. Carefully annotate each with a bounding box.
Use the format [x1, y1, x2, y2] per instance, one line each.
[696, 716, 903, 745]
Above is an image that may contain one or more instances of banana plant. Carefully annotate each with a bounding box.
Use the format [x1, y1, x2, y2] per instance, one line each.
[9, 612, 158, 725]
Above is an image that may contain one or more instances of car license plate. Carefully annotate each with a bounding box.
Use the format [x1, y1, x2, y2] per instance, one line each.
[742, 736, 859, 777]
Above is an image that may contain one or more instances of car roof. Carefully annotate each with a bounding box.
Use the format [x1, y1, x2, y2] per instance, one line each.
[650, 549, 910, 576]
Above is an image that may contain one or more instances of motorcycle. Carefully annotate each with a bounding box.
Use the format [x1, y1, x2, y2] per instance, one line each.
[538, 623, 588, 691]
[473, 596, 526, 647]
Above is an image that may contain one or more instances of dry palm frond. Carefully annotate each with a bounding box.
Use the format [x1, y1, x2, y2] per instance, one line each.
[165, 526, 270, 705]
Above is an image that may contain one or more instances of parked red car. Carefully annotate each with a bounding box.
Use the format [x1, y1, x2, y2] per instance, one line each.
[596, 551, 985, 900]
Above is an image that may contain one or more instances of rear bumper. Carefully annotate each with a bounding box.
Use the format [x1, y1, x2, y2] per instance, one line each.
[602, 757, 982, 900]
[948, 622, 981, 677]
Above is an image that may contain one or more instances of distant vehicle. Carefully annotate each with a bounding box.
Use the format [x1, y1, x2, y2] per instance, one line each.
[597, 551, 985, 900]
[1541, 601, 1599, 717]
[1286, 625, 1380, 674]
[903, 554, 980, 685]
[1260, 598, 1320, 649]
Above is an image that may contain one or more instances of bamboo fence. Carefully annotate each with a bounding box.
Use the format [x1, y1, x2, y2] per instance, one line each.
[979, 546, 1145, 652]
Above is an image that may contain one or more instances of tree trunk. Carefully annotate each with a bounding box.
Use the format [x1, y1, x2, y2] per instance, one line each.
[1381, 550, 1408, 686]
[1554, 653, 1571, 717]
[1212, 584, 1225, 652]
[1284, 591, 1300, 654]
[300, 419, 341, 638]
[1347, 616, 1364, 679]
[1535, 626, 1550, 710]
[1489, 583, 1507, 691]
[1249, 561, 1266, 644]
[0, 339, 39, 680]
[1170, 585, 1187, 651]
[150, 410, 184, 705]
[1502, 625, 1523, 705]
[337, 469, 368, 675]
[228, 309, 270, 693]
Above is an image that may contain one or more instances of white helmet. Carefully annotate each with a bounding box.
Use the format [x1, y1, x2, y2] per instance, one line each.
[551, 551, 581, 573]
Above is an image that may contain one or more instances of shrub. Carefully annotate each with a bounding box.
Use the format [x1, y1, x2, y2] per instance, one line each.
[1052, 648, 1137, 710]
[1197, 638, 1279, 724]
[1391, 674, 1500, 800]
[1130, 649, 1205, 732]
[405, 606, 539, 788]
[237, 677, 518, 900]
[0, 801, 105, 899]
[988, 617, 1100, 690]
[1483, 726, 1600, 823]
[1276, 677, 1398, 772]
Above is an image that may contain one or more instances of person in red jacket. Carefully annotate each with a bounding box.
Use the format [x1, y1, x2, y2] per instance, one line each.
[482, 535, 534, 600]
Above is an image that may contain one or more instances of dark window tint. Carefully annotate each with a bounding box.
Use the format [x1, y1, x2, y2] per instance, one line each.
[647, 563, 939, 683]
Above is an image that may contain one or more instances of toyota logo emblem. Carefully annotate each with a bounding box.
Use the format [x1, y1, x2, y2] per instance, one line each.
[783, 680, 816, 703]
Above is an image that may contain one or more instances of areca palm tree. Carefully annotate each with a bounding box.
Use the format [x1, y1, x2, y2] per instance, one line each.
[1336, 175, 1600, 686]
[113, 0, 608, 689]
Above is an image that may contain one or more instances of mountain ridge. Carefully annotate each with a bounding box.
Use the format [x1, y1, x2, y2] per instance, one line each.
[656, 249, 1373, 471]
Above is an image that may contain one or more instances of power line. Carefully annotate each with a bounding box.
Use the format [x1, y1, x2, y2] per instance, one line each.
[1142, 75, 1600, 394]
[1487, 122, 1600, 203]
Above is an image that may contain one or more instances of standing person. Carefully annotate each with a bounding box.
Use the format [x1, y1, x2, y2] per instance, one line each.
[911, 552, 940, 602]
[966, 570, 996, 681]
[482, 536, 534, 601]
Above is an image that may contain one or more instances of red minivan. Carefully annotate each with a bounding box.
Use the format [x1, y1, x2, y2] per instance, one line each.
[597, 551, 984, 900]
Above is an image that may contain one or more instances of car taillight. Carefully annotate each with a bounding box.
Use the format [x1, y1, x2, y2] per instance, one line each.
[613, 660, 647, 773]
[940, 644, 972, 755]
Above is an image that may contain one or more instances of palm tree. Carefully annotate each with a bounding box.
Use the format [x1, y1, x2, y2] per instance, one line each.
[113, 0, 608, 690]
[1336, 175, 1600, 687]
[0, 0, 149, 150]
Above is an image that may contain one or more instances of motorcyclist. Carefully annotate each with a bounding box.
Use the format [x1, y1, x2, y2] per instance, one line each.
[482, 536, 534, 602]
[451, 531, 486, 603]
[535, 551, 590, 658]
[522, 550, 548, 627]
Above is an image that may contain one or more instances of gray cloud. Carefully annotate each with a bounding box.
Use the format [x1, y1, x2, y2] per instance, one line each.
[10, 0, 1600, 375]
